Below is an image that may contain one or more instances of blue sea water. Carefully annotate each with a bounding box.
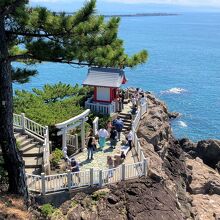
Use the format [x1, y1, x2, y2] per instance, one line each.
[13, 13, 220, 142]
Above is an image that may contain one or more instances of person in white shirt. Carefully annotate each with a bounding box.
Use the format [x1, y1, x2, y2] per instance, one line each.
[140, 94, 146, 106]
[131, 95, 136, 108]
[63, 146, 71, 164]
[127, 129, 133, 150]
[98, 128, 109, 150]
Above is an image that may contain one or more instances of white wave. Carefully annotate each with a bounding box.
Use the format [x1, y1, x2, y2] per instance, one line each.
[178, 121, 188, 128]
[161, 87, 187, 94]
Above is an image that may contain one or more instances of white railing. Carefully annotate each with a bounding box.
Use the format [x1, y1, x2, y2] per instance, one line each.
[13, 113, 22, 128]
[13, 113, 50, 174]
[42, 127, 50, 174]
[85, 98, 115, 115]
[132, 110, 141, 131]
[66, 134, 78, 148]
[131, 100, 148, 170]
[26, 159, 147, 194]
[26, 174, 42, 193]
[93, 117, 99, 135]
[23, 90, 149, 194]
[140, 102, 147, 116]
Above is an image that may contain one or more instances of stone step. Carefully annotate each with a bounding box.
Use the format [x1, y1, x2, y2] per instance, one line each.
[19, 138, 35, 148]
[14, 132, 22, 139]
[16, 135, 29, 143]
[23, 157, 43, 169]
[20, 142, 41, 153]
[25, 167, 42, 175]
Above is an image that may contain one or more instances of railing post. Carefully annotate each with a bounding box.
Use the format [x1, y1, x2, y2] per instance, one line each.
[41, 173, 46, 195]
[67, 170, 72, 191]
[75, 134, 79, 150]
[90, 168, 94, 186]
[21, 113, 25, 133]
[143, 159, 147, 176]
[121, 164, 126, 181]
[99, 170, 103, 187]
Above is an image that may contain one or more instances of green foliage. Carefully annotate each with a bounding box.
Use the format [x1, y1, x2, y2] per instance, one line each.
[12, 68, 38, 84]
[5, 0, 147, 85]
[88, 113, 111, 129]
[16, 141, 21, 149]
[41, 204, 55, 217]
[71, 200, 78, 208]
[91, 190, 107, 201]
[14, 83, 92, 126]
[50, 148, 63, 167]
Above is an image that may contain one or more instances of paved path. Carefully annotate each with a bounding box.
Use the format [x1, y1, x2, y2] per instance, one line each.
[74, 101, 136, 171]
[75, 133, 132, 171]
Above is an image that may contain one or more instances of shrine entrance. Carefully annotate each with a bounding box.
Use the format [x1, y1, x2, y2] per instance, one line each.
[55, 109, 91, 154]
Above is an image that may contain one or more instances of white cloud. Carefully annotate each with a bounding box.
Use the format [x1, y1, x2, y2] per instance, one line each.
[30, 0, 220, 7]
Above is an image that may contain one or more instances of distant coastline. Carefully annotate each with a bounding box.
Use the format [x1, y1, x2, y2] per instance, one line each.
[56, 12, 179, 17]
[104, 13, 179, 17]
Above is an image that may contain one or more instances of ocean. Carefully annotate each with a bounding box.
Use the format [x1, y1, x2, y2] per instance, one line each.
[13, 12, 220, 142]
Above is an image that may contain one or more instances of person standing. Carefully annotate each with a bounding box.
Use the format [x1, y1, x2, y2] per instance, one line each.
[127, 129, 133, 150]
[140, 94, 146, 106]
[131, 95, 136, 108]
[87, 135, 95, 160]
[98, 127, 109, 150]
[110, 126, 117, 149]
[114, 117, 124, 141]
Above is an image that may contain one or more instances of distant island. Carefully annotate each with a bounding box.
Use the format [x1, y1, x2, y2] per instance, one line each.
[104, 13, 179, 17]
[56, 12, 179, 17]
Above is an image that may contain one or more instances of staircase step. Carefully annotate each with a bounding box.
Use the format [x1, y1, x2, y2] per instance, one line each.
[23, 157, 43, 169]
[25, 168, 42, 175]
[16, 135, 29, 143]
[14, 132, 22, 139]
[20, 142, 41, 153]
[22, 151, 43, 157]
[19, 138, 34, 148]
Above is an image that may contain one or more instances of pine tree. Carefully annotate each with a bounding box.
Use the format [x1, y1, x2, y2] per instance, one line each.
[0, 0, 147, 197]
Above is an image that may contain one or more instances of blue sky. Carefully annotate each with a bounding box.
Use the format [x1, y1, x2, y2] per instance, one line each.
[30, 0, 220, 12]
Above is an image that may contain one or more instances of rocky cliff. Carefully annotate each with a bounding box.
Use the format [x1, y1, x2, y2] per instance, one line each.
[31, 93, 220, 220]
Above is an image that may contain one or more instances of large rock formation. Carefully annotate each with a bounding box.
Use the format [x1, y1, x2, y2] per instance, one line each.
[48, 178, 184, 220]
[186, 157, 220, 219]
[32, 92, 220, 220]
[179, 139, 220, 172]
[138, 92, 220, 220]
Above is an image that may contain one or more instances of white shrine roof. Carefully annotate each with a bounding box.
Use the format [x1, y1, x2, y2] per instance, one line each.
[82, 67, 126, 88]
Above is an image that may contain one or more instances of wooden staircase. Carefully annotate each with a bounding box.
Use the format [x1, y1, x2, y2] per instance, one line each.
[15, 131, 43, 175]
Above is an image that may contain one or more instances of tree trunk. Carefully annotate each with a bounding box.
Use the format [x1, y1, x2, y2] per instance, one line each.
[0, 16, 28, 199]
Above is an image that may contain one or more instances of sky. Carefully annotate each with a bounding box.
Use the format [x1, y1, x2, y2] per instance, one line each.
[30, 0, 220, 12]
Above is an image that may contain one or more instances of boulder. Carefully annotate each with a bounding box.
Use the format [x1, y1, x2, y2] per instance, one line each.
[196, 140, 220, 169]
[168, 112, 181, 119]
[186, 157, 220, 195]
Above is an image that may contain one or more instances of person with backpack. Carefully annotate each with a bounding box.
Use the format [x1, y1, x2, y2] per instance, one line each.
[114, 117, 124, 141]
[110, 126, 117, 149]
[70, 158, 80, 183]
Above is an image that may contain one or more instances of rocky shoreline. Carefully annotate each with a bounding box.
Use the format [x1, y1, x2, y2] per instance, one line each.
[30, 92, 220, 220]
[137, 93, 220, 220]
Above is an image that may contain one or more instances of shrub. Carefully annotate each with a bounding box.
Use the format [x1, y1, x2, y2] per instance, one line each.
[50, 148, 63, 167]
[13, 83, 93, 126]
[91, 190, 107, 201]
[41, 204, 55, 217]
